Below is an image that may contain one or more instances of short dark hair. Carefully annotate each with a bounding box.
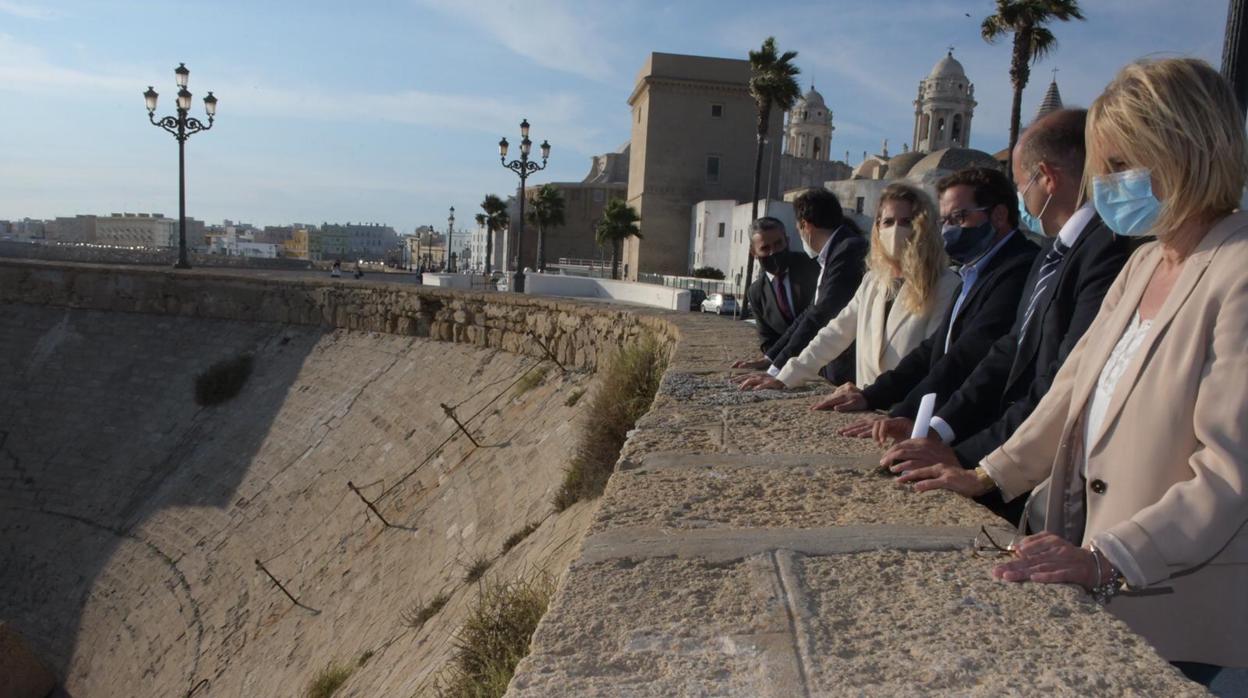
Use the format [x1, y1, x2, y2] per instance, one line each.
[792, 188, 845, 229]
[1019, 108, 1088, 176]
[936, 166, 1019, 227]
[750, 216, 786, 237]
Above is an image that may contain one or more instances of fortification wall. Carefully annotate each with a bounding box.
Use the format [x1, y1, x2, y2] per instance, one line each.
[0, 259, 1206, 696]
[0, 240, 318, 271]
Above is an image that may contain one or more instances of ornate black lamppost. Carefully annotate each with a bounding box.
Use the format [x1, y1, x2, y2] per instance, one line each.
[144, 63, 217, 269]
[447, 206, 456, 272]
[498, 119, 550, 293]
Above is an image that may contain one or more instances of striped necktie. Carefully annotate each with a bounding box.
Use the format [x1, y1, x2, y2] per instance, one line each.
[1017, 238, 1069, 346]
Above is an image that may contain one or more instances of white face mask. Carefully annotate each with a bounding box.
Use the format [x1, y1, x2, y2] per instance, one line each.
[798, 222, 819, 258]
[878, 224, 913, 260]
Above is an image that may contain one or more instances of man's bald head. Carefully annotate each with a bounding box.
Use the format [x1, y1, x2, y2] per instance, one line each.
[1015, 108, 1088, 177]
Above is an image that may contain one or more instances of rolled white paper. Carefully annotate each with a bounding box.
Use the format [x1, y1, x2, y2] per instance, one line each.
[910, 392, 937, 440]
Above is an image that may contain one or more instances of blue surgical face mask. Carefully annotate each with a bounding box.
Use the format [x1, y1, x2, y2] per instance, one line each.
[1017, 171, 1052, 237]
[1092, 168, 1161, 237]
[942, 218, 996, 265]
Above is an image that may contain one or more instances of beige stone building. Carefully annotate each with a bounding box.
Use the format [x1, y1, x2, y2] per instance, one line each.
[913, 50, 977, 152]
[623, 52, 783, 279]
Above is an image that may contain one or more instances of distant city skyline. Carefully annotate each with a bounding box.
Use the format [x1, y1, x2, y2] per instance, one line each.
[0, 0, 1227, 233]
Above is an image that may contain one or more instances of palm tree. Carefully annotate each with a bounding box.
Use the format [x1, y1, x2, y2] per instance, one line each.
[743, 36, 802, 317]
[526, 184, 566, 273]
[478, 194, 509, 274]
[595, 199, 642, 281]
[981, 0, 1085, 181]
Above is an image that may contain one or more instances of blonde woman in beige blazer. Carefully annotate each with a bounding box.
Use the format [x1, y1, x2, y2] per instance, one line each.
[737, 183, 958, 392]
[886, 58, 1248, 680]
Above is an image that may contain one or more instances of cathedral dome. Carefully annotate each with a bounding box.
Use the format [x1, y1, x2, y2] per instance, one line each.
[929, 51, 967, 80]
[886, 151, 927, 179]
[906, 147, 1000, 184]
[800, 86, 826, 108]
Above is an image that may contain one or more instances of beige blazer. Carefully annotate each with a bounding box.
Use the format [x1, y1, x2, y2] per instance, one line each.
[777, 269, 959, 387]
[983, 211, 1248, 666]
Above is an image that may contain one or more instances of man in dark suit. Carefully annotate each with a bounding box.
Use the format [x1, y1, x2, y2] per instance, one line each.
[743, 217, 820, 354]
[732, 188, 867, 384]
[816, 166, 1039, 415]
[873, 110, 1132, 523]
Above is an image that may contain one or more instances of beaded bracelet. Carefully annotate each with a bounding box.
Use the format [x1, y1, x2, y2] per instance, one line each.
[1088, 543, 1126, 605]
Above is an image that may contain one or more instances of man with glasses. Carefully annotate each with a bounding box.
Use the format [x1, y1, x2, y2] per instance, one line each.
[742, 217, 820, 356]
[870, 110, 1131, 525]
[816, 166, 1038, 419]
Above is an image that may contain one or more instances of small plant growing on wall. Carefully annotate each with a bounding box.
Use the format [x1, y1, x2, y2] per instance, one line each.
[305, 662, 353, 698]
[194, 353, 254, 406]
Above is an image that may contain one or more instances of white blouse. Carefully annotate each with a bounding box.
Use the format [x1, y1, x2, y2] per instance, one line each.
[1025, 312, 1154, 586]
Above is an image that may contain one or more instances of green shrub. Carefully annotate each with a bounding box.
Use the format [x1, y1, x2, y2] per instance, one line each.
[305, 662, 353, 698]
[463, 555, 493, 584]
[563, 387, 585, 407]
[435, 573, 555, 698]
[194, 353, 254, 406]
[553, 334, 667, 510]
[500, 522, 541, 556]
[400, 592, 450, 630]
[513, 365, 549, 396]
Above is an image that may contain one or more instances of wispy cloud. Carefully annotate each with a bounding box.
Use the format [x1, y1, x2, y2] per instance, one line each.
[0, 0, 64, 20]
[0, 34, 603, 153]
[412, 0, 617, 81]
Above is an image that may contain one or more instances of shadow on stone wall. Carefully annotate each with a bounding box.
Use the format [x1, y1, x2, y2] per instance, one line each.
[0, 303, 321, 691]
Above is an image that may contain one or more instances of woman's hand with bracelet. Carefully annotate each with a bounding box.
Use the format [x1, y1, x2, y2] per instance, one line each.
[991, 532, 1106, 590]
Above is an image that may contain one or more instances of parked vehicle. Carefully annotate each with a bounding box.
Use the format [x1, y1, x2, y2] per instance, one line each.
[700, 293, 739, 315]
[687, 288, 707, 311]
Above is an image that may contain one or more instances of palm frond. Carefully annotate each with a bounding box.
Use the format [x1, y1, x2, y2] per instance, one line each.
[1029, 27, 1057, 62]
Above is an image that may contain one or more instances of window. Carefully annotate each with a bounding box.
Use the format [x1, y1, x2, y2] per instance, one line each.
[593, 189, 604, 202]
[710, 103, 723, 118]
[717, 222, 725, 238]
[706, 155, 720, 182]
[855, 197, 865, 215]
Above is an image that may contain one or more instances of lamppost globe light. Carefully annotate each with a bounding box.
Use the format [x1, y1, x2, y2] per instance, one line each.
[498, 137, 509, 160]
[175, 62, 189, 88]
[520, 118, 530, 139]
[203, 91, 218, 117]
[540, 140, 551, 161]
[176, 87, 192, 112]
[144, 86, 159, 113]
[520, 137, 532, 157]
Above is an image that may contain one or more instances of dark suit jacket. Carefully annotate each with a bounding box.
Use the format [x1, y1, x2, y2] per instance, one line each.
[941, 215, 1131, 469]
[764, 227, 868, 383]
[861, 231, 1039, 414]
[746, 251, 820, 353]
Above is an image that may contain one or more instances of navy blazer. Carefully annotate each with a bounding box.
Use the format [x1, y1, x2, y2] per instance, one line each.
[940, 215, 1131, 470]
[764, 227, 868, 383]
[746, 251, 820, 353]
[862, 231, 1040, 414]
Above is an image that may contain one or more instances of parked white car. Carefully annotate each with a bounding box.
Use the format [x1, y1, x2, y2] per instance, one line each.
[700, 293, 739, 315]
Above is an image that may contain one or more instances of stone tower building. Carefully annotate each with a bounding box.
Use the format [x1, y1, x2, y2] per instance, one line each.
[784, 85, 833, 160]
[912, 50, 977, 152]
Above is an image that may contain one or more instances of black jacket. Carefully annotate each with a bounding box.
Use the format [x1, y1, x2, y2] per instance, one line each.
[764, 227, 868, 383]
[746, 251, 820, 353]
[941, 214, 1131, 468]
[862, 230, 1040, 414]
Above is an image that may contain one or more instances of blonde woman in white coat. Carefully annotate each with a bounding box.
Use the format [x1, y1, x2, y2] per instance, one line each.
[738, 182, 960, 393]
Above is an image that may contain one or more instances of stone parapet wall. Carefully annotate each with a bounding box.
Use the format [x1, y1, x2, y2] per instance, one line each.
[0, 259, 675, 372]
[0, 259, 1207, 695]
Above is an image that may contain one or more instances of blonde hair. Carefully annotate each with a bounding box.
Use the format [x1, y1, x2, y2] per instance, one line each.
[867, 182, 948, 315]
[1086, 58, 1247, 235]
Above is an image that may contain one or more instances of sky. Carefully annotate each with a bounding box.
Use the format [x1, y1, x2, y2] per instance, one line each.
[0, 0, 1230, 233]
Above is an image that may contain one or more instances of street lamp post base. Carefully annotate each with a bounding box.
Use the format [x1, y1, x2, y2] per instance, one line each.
[513, 270, 526, 293]
[173, 261, 192, 269]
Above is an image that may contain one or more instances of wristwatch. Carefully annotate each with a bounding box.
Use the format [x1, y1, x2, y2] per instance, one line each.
[972, 466, 996, 493]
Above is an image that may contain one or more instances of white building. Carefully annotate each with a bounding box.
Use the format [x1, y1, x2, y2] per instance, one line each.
[689, 200, 736, 275]
[469, 222, 508, 273]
